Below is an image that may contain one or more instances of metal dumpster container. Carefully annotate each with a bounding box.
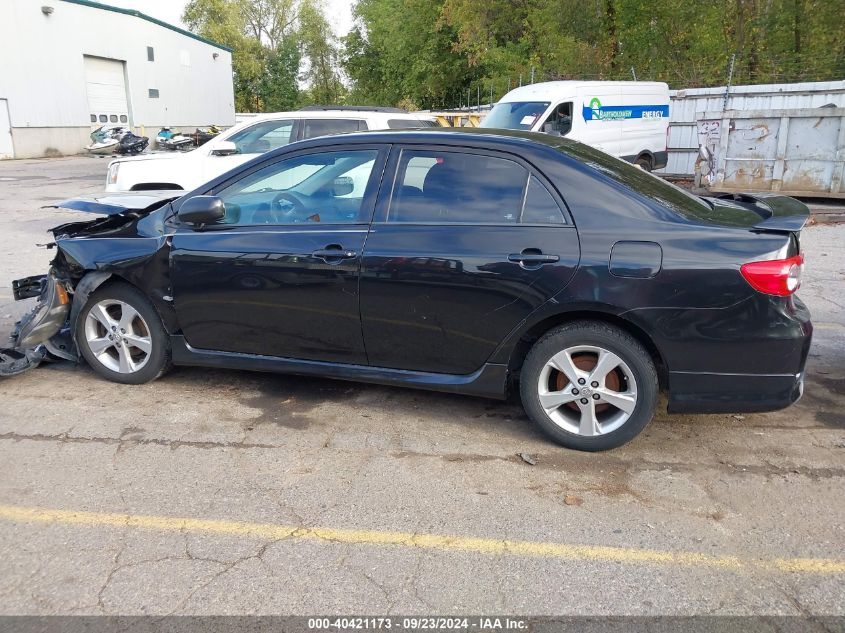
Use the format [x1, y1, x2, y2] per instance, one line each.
[698, 107, 845, 198]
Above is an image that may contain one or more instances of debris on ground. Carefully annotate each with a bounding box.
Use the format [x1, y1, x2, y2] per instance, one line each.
[563, 494, 583, 506]
[518, 452, 537, 465]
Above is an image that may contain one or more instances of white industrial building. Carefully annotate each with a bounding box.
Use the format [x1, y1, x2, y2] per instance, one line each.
[0, 0, 235, 159]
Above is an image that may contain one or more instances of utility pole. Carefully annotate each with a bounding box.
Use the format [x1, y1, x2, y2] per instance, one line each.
[519, 74, 522, 87]
[530, 66, 535, 84]
[722, 54, 736, 111]
[477, 85, 480, 111]
[630, 66, 637, 81]
[489, 82, 493, 106]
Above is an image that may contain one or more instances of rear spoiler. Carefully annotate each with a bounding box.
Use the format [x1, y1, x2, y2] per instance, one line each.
[715, 193, 809, 232]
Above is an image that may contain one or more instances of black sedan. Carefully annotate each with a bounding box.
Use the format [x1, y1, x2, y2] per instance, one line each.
[2, 129, 812, 451]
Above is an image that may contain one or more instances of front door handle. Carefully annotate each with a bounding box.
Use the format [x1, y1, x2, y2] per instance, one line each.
[508, 249, 560, 266]
[311, 244, 358, 262]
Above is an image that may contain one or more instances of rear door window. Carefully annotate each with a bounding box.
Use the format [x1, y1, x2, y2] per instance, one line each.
[387, 149, 528, 224]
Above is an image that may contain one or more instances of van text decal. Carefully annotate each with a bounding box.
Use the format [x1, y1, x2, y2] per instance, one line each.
[582, 97, 669, 121]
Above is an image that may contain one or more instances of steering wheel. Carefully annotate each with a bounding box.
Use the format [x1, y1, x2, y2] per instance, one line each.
[271, 191, 307, 222]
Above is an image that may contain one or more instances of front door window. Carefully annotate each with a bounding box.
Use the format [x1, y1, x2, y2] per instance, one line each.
[542, 103, 573, 136]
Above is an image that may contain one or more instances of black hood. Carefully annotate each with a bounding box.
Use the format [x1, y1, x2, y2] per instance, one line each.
[45, 191, 182, 216]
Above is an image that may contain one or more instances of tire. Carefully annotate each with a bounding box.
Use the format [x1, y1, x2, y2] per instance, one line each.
[635, 155, 653, 172]
[520, 321, 659, 451]
[75, 282, 171, 385]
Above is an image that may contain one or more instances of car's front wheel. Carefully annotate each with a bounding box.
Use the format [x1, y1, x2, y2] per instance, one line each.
[520, 321, 659, 451]
[76, 282, 171, 384]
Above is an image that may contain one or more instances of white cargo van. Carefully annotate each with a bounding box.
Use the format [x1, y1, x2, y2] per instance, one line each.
[481, 81, 670, 170]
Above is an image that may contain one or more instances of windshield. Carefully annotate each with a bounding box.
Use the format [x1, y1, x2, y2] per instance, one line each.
[481, 102, 550, 130]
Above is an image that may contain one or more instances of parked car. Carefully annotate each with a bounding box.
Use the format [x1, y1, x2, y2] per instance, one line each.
[4, 129, 811, 451]
[105, 106, 439, 192]
[481, 81, 670, 171]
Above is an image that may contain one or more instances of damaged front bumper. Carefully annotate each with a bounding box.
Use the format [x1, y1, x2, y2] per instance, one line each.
[1, 273, 72, 377]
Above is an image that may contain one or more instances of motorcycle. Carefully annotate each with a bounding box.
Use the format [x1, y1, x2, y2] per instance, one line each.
[84, 125, 128, 155]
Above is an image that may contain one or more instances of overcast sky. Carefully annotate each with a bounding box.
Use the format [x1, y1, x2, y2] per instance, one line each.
[102, 0, 355, 38]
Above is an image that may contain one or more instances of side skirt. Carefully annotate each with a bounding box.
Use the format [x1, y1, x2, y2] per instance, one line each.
[170, 336, 509, 400]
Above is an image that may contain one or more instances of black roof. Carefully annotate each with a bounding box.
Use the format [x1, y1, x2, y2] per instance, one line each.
[293, 127, 580, 155]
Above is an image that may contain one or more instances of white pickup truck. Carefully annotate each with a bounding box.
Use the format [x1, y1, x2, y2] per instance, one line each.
[106, 107, 438, 192]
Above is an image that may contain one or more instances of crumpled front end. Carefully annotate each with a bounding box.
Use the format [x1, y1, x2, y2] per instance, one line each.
[0, 272, 74, 377]
[1, 191, 178, 378]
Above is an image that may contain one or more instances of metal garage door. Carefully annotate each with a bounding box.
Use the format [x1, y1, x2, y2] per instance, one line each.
[83, 56, 129, 127]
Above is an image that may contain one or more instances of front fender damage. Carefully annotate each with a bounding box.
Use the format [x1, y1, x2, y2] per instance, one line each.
[3, 194, 175, 377]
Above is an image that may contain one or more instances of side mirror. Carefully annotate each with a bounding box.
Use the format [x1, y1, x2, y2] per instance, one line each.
[332, 176, 354, 196]
[210, 140, 238, 156]
[177, 196, 225, 225]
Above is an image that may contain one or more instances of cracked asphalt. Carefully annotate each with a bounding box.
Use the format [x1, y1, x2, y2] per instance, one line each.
[0, 157, 843, 616]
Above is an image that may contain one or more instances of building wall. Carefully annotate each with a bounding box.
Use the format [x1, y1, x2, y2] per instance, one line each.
[0, 0, 235, 158]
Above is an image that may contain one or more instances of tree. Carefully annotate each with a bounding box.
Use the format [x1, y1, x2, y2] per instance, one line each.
[342, 0, 474, 109]
[342, 0, 844, 108]
[298, 0, 345, 104]
[183, 0, 344, 111]
[261, 38, 301, 110]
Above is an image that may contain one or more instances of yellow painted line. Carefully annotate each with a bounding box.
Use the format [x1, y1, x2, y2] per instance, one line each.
[0, 504, 842, 574]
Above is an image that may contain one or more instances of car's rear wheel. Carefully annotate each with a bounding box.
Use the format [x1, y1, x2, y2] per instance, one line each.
[76, 282, 171, 384]
[520, 321, 658, 451]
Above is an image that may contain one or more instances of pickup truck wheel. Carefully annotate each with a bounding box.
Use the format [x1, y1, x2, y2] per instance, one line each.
[520, 321, 659, 451]
[76, 283, 171, 385]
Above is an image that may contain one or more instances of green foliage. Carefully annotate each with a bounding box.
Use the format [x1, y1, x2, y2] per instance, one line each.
[342, 0, 845, 108]
[341, 0, 475, 109]
[183, 0, 343, 111]
[298, 0, 346, 104]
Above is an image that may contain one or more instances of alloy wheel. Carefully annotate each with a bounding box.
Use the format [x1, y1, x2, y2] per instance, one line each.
[537, 345, 638, 436]
[83, 299, 152, 374]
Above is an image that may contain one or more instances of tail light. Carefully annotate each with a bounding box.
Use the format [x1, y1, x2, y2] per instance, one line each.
[740, 254, 804, 296]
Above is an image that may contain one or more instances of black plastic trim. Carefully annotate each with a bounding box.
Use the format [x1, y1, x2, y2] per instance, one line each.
[170, 336, 508, 399]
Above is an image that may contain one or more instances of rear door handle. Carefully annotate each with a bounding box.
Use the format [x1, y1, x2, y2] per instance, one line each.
[508, 250, 560, 265]
[311, 245, 358, 262]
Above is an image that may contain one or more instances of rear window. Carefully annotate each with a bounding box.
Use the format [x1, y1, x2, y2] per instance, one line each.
[387, 118, 439, 129]
[560, 141, 711, 215]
